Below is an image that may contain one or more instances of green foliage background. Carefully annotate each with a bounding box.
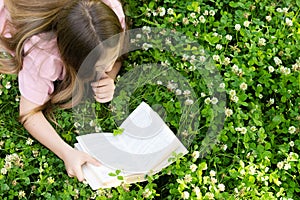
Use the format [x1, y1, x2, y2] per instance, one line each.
[0, 0, 300, 199]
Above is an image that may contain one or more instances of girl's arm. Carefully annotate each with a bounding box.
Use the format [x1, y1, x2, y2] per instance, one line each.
[19, 96, 100, 181]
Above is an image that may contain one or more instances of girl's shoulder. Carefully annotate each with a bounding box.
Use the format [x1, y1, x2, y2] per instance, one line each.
[102, 0, 126, 30]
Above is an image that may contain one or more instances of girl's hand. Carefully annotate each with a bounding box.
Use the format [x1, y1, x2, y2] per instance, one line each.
[91, 74, 115, 103]
[62, 148, 101, 182]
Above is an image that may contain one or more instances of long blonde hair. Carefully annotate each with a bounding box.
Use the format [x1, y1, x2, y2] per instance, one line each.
[0, 0, 123, 123]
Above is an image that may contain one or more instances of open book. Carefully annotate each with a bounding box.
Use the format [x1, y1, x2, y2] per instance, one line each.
[75, 102, 188, 190]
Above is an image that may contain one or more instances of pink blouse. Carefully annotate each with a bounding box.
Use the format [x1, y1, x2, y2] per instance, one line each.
[0, 0, 125, 105]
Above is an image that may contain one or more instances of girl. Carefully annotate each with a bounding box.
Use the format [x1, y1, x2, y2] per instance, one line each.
[0, 0, 126, 181]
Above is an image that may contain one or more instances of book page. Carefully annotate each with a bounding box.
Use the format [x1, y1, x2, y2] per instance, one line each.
[76, 102, 188, 189]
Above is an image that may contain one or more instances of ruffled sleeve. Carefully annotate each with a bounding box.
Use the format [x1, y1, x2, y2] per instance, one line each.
[102, 0, 126, 30]
[0, 0, 12, 38]
[18, 33, 65, 105]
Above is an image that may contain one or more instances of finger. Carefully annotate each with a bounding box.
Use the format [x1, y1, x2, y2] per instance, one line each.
[74, 167, 85, 182]
[86, 156, 101, 167]
[91, 78, 114, 87]
[67, 169, 75, 177]
[94, 95, 113, 103]
[92, 86, 115, 94]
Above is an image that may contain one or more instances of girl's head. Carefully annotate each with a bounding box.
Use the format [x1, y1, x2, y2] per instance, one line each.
[56, 0, 123, 81]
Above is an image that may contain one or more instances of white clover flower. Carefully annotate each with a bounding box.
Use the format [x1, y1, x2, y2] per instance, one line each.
[212, 32, 219, 37]
[209, 170, 216, 177]
[258, 38, 266, 46]
[184, 174, 192, 183]
[183, 90, 191, 97]
[209, 10, 215, 16]
[229, 89, 236, 97]
[167, 81, 177, 91]
[192, 151, 200, 159]
[185, 99, 194, 105]
[142, 26, 151, 34]
[213, 55, 220, 61]
[182, 191, 190, 199]
[243, 20, 250, 27]
[74, 122, 81, 129]
[240, 127, 247, 134]
[152, 10, 158, 16]
[268, 65, 275, 73]
[206, 192, 214, 200]
[250, 126, 257, 131]
[223, 57, 231, 65]
[18, 191, 26, 198]
[190, 164, 197, 172]
[222, 144, 228, 151]
[284, 163, 291, 170]
[157, 80, 162, 85]
[47, 177, 55, 184]
[135, 34, 142, 39]
[249, 165, 256, 175]
[225, 34, 232, 41]
[232, 64, 239, 72]
[211, 177, 217, 184]
[167, 8, 174, 15]
[276, 8, 283, 13]
[282, 7, 289, 14]
[285, 18, 293, 26]
[182, 17, 189, 25]
[225, 108, 233, 117]
[277, 161, 284, 169]
[201, 92, 206, 97]
[142, 43, 153, 50]
[219, 83, 225, 89]
[235, 127, 242, 132]
[266, 15, 272, 22]
[240, 82, 248, 91]
[204, 97, 211, 104]
[199, 15, 206, 23]
[289, 141, 295, 147]
[5, 82, 11, 89]
[89, 120, 96, 127]
[279, 66, 291, 75]
[211, 97, 218, 104]
[274, 56, 282, 65]
[292, 63, 300, 71]
[158, 7, 166, 17]
[258, 94, 263, 99]
[95, 126, 102, 132]
[142, 188, 152, 198]
[288, 126, 296, 134]
[288, 152, 299, 161]
[1, 168, 7, 175]
[190, 12, 196, 18]
[231, 95, 239, 102]
[26, 138, 33, 145]
[193, 186, 201, 197]
[235, 24, 241, 31]
[175, 89, 182, 96]
[218, 183, 225, 192]
[193, 19, 199, 27]
[269, 98, 275, 105]
[203, 10, 209, 15]
[199, 56, 206, 63]
[216, 44, 222, 50]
